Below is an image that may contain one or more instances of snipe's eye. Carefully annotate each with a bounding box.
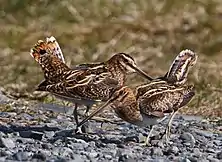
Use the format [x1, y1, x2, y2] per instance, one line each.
[39, 49, 46, 55]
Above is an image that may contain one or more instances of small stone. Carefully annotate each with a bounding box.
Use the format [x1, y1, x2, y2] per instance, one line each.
[206, 148, 215, 153]
[88, 152, 98, 158]
[118, 154, 129, 162]
[181, 158, 191, 162]
[0, 90, 11, 104]
[44, 131, 55, 139]
[13, 151, 30, 161]
[213, 140, 221, 146]
[194, 129, 214, 138]
[0, 157, 6, 161]
[55, 129, 73, 137]
[151, 148, 163, 156]
[166, 146, 179, 155]
[19, 131, 43, 140]
[207, 155, 220, 162]
[104, 154, 112, 160]
[124, 136, 139, 143]
[217, 151, 222, 159]
[60, 147, 74, 157]
[192, 148, 201, 157]
[41, 143, 51, 149]
[32, 152, 46, 161]
[180, 133, 196, 146]
[0, 137, 15, 148]
[187, 156, 198, 162]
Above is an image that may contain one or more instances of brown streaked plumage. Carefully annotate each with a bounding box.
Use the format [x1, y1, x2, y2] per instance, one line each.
[30, 37, 154, 131]
[77, 49, 197, 145]
[77, 83, 195, 145]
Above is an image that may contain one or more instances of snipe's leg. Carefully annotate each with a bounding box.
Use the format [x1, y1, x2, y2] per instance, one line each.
[75, 105, 92, 134]
[140, 125, 154, 146]
[164, 110, 178, 142]
[73, 103, 79, 125]
[85, 105, 90, 116]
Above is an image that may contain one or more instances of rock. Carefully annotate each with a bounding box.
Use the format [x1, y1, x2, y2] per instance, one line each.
[213, 140, 221, 146]
[217, 151, 222, 159]
[151, 148, 163, 156]
[0, 137, 15, 148]
[166, 146, 179, 155]
[41, 143, 51, 149]
[13, 151, 30, 161]
[187, 156, 198, 162]
[124, 136, 139, 143]
[88, 152, 98, 158]
[207, 155, 220, 162]
[44, 131, 55, 139]
[0, 157, 6, 161]
[180, 158, 191, 162]
[192, 148, 201, 157]
[206, 148, 215, 153]
[32, 152, 46, 161]
[193, 129, 214, 138]
[118, 154, 129, 162]
[55, 129, 73, 137]
[0, 90, 11, 104]
[180, 132, 196, 146]
[59, 147, 74, 158]
[19, 131, 43, 140]
[104, 154, 112, 160]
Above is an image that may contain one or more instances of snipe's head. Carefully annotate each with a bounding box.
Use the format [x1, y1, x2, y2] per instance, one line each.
[30, 40, 49, 63]
[166, 49, 197, 85]
[108, 53, 153, 81]
[30, 36, 65, 64]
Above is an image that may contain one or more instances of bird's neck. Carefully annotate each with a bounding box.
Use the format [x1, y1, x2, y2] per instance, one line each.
[107, 61, 127, 86]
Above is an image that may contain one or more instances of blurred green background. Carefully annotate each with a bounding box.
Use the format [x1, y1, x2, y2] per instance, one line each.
[0, 0, 222, 118]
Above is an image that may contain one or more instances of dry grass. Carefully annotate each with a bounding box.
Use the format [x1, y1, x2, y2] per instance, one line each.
[1, 0, 222, 118]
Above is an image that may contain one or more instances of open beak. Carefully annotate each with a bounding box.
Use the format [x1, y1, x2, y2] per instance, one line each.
[132, 65, 153, 81]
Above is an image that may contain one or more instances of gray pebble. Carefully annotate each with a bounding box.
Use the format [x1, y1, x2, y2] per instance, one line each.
[194, 129, 214, 138]
[13, 151, 30, 161]
[217, 151, 222, 159]
[207, 148, 216, 153]
[207, 155, 220, 162]
[32, 152, 46, 161]
[213, 140, 221, 146]
[104, 154, 112, 160]
[192, 148, 201, 157]
[151, 148, 163, 156]
[180, 132, 196, 146]
[88, 152, 98, 158]
[187, 156, 198, 162]
[0, 137, 15, 148]
[0, 90, 11, 103]
[168, 146, 179, 155]
[19, 131, 43, 140]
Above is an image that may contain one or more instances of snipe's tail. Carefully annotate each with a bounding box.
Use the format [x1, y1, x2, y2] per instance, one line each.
[165, 49, 197, 85]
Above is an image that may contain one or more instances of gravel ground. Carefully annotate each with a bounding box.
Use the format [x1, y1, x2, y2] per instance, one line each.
[0, 91, 222, 162]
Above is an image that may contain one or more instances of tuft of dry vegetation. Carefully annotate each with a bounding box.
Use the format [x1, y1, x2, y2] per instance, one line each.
[1, 0, 222, 118]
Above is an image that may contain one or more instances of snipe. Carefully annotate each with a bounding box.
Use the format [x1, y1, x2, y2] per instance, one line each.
[76, 49, 197, 145]
[30, 36, 153, 131]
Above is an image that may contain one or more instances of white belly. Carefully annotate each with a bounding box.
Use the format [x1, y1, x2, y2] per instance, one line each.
[52, 93, 97, 107]
[133, 113, 167, 128]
